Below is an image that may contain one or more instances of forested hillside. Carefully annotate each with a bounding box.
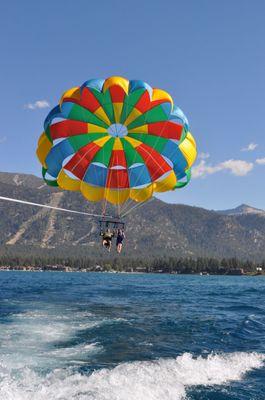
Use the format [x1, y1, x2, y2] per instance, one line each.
[0, 172, 265, 261]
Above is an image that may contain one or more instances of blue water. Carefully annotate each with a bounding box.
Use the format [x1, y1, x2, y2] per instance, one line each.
[0, 272, 264, 400]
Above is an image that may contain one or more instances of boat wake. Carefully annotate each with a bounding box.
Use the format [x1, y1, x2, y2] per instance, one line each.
[0, 352, 264, 400]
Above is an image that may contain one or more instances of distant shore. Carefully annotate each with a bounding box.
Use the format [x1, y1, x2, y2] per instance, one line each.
[0, 265, 264, 276]
[1, 253, 264, 276]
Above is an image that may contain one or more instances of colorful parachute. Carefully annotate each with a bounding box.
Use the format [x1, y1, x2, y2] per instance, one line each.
[37, 76, 197, 217]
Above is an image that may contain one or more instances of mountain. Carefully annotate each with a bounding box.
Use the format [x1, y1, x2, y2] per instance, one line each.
[0, 171, 265, 261]
[217, 204, 265, 216]
[0, 172, 47, 190]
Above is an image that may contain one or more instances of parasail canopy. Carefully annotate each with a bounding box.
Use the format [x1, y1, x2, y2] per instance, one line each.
[36, 76, 197, 217]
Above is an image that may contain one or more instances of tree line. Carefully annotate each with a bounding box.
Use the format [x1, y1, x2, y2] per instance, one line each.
[0, 253, 264, 274]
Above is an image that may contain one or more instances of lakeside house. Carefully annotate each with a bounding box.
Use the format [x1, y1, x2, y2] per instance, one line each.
[227, 268, 245, 275]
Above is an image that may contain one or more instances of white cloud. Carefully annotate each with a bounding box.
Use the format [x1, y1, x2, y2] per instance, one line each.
[193, 159, 254, 178]
[24, 100, 50, 110]
[221, 160, 254, 176]
[256, 158, 265, 165]
[198, 152, 210, 160]
[241, 142, 258, 152]
[192, 160, 221, 178]
[0, 136, 7, 144]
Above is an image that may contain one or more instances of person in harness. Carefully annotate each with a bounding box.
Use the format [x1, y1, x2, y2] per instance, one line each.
[116, 229, 125, 254]
[101, 228, 115, 252]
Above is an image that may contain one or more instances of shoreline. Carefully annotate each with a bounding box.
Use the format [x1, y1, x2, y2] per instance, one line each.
[0, 268, 264, 277]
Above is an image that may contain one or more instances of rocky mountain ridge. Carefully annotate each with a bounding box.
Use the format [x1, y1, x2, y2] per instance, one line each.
[217, 204, 265, 216]
[0, 171, 264, 260]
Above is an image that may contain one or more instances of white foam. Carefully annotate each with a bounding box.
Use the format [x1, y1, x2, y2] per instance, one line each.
[0, 352, 264, 400]
[0, 307, 104, 370]
[48, 342, 102, 361]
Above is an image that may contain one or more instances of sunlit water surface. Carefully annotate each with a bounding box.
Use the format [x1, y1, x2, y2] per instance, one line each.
[0, 272, 265, 400]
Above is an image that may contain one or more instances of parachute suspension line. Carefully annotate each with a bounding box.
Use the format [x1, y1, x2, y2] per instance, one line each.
[67, 141, 106, 220]
[102, 182, 109, 218]
[101, 199, 106, 219]
[119, 169, 152, 217]
[116, 138, 120, 218]
[117, 190, 121, 219]
[0, 196, 113, 219]
[121, 197, 155, 218]
[101, 199, 106, 217]
[120, 158, 151, 217]
[68, 142, 95, 174]
[117, 170, 122, 219]
[102, 135, 118, 220]
[68, 124, 107, 220]
[65, 110, 107, 196]
[119, 197, 131, 217]
[102, 135, 108, 218]
[119, 199, 134, 219]
[116, 126, 124, 219]
[103, 171, 112, 219]
[119, 94, 131, 217]
[121, 99, 172, 217]
[64, 135, 104, 218]
[120, 97, 153, 216]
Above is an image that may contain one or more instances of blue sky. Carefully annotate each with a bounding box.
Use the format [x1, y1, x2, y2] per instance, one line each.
[0, 0, 264, 210]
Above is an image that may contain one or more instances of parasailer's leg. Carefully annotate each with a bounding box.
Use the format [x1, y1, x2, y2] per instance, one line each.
[116, 229, 125, 254]
[107, 240, 111, 252]
[117, 242, 123, 254]
[102, 238, 111, 252]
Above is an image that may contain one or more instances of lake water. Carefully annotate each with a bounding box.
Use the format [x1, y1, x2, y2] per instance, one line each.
[0, 271, 264, 400]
